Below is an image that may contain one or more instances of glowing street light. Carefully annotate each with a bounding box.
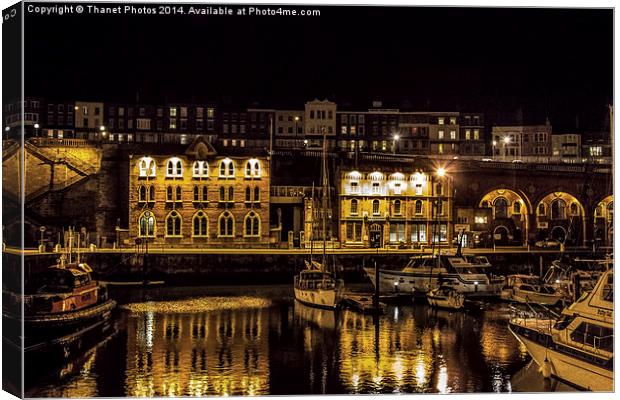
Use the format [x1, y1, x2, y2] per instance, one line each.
[503, 136, 511, 144]
[392, 134, 400, 154]
[34, 123, 40, 129]
[100, 125, 106, 131]
[436, 167, 446, 177]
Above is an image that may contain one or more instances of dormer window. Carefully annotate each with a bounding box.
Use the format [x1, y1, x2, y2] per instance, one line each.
[219, 158, 235, 178]
[166, 157, 183, 178]
[350, 181, 359, 194]
[192, 161, 209, 178]
[245, 159, 261, 178]
[138, 156, 156, 177]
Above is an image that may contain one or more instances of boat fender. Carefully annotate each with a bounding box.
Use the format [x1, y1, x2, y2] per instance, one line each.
[541, 356, 553, 378]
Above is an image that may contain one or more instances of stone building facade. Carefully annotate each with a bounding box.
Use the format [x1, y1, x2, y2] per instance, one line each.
[338, 167, 454, 248]
[128, 138, 271, 248]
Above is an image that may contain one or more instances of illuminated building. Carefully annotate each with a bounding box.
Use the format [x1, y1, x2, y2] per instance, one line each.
[128, 137, 271, 248]
[338, 168, 454, 248]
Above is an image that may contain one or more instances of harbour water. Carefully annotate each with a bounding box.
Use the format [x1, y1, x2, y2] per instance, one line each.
[26, 285, 577, 397]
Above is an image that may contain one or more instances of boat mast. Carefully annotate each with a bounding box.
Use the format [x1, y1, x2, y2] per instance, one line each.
[321, 127, 328, 272]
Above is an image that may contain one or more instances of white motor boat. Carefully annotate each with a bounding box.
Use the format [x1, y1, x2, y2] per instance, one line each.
[509, 268, 613, 391]
[294, 260, 344, 309]
[500, 274, 566, 306]
[364, 254, 504, 298]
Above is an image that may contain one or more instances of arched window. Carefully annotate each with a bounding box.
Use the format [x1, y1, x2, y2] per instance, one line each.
[138, 211, 155, 237]
[219, 186, 226, 202]
[435, 200, 444, 216]
[595, 205, 603, 217]
[494, 198, 508, 219]
[245, 187, 251, 202]
[245, 159, 261, 178]
[218, 211, 234, 237]
[394, 199, 402, 215]
[148, 185, 155, 202]
[192, 211, 208, 237]
[175, 186, 182, 202]
[436, 182, 443, 196]
[415, 200, 423, 215]
[253, 187, 260, 203]
[244, 211, 261, 237]
[570, 202, 579, 216]
[193, 186, 200, 202]
[138, 185, 147, 202]
[350, 199, 358, 215]
[201, 186, 208, 202]
[219, 158, 235, 178]
[166, 186, 174, 202]
[192, 161, 208, 178]
[166, 157, 183, 178]
[551, 199, 566, 220]
[166, 211, 182, 236]
[513, 201, 521, 214]
[372, 199, 380, 215]
[538, 203, 546, 216]
[138, 157, 156, 177]
[228, 187, 234, 202]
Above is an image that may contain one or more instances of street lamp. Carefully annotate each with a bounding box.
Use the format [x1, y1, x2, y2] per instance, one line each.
[4, 126, 9, 140]
[392, 134, 400, 154]
[503, 136, 511, 161]
[492, 140, 497, 161]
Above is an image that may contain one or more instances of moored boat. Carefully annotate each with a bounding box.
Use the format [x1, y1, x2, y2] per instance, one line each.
[500, 274, 565, 306]
[294, 260, 344, 309]
[508, 267, 613, 391]
[427, 284, 465, 310]
[3, 255, 116, 356]
[364, 253, 504, 298]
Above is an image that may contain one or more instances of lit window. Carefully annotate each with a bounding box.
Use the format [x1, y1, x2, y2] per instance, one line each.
[218, 211, 235, 237]
[138, 211, 156, 237]
[245, 159, 261, 178]
[138, 185, 147, 202]
[415, 200, 423, 215]
[350, 181, 359, 194]
[438, 143, 444, 154]
[450, 117, 456, 125]
[166, 211, 182, 237]
[244, 211, 261, 237]
[438, 130, 445, 140]
[372, 182, 381, 194]
[465, 130, 471, 140]
[394, 200, 402, 215]
[450, 130, 456, 140]
[138, 157, 156, 177]
[372, 199, 380, 215]
[169, 107, 177, 117]
[438, 117, 445, 125]
[350, 199, 358, 215]
[538, 203, 546, 216]
[192, 211, 208, 237]
[473, 129, 480, 140]
[219, 158, 235, 178]
[166, 157, 183, 178]
[192, 161, 209, 178]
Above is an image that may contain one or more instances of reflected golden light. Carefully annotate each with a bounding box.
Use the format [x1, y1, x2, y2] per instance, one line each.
[437, 365, 448, 393]
[122, 296, 272, 314]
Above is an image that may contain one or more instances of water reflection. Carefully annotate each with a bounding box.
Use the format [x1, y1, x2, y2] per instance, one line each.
[125, 297, 271, 397]
[27, 286, 574, 397]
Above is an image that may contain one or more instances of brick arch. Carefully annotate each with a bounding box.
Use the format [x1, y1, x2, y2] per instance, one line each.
[478, 187, 533, 215]
[478, 187, 532, 245]
[534, 190, 586, 245]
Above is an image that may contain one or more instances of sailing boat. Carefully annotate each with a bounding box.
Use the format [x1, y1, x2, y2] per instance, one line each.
[294, 129, 344, 309]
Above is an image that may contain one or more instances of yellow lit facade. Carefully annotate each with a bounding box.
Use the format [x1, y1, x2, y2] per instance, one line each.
[128, 139, 270, 248]
[339, 169, 454, 248]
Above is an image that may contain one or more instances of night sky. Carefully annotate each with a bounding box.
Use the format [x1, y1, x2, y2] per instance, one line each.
[24, 4, 613, 131]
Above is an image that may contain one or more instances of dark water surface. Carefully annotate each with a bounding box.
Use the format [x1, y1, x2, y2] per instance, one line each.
[27, 285, 576, 397]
